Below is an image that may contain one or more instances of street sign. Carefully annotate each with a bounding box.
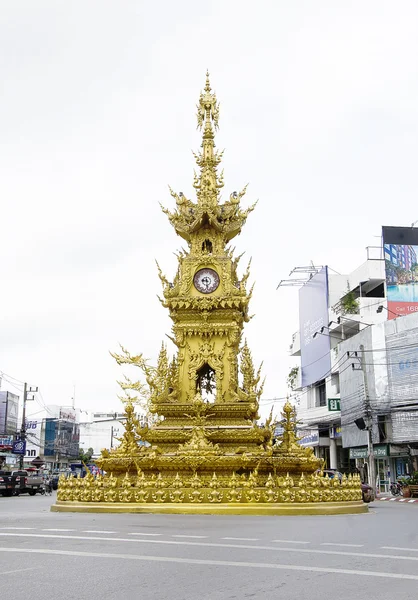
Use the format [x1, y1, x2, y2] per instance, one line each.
[328, 398, 340, 412]
[12, 439, 26, 455]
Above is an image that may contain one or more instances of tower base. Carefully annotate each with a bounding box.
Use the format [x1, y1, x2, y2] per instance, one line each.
[51, 501, 368, 516]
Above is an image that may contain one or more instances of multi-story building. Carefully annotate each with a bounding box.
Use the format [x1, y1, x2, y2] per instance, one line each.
[338, 311, 418, 492]
[79, 409, 148, 458]
[288, 249, 387, 471]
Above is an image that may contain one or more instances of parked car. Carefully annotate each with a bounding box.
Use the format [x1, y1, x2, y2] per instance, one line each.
[0, 471, 15, 497]
[12, 470, 44, 495]
[316, 469, 375, 503]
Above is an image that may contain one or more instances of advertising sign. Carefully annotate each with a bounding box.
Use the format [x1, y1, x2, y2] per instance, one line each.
[0, 392, 19, 435]
[299, 267, 331, 387]
[25, 419, 41, 458]
[298, 429, 319, 447]
[0, 435, 13, 450]
[59, 408, 76, 422]
[12, 439, 26, 455]
[382, 226, 418, 319]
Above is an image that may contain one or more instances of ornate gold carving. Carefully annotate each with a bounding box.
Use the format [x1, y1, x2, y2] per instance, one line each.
[56, 75, 363, 512]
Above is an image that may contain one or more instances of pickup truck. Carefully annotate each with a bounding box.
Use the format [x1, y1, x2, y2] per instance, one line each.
[12, 470, 44, 495]
[0, 471, 15, 496]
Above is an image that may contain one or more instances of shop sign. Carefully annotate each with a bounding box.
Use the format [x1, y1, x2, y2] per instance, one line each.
[328, 398, 340, 412]
[349, 447, 367, 459]
[298, 430, 319, 447]
[0, 435, 13, 449]
[373, 444, 389, 457]
[349, 444, 389, 459]
[330, 425, 342, 439]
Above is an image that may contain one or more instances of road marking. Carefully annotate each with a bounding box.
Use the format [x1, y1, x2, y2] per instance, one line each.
[399, 499, 407, 502]
[0, 567, 38, 576]
[321, 543, 364, 548]
[408, 500, 416, 503]
[1, 547, 418, 581]
[222, 537, 259, 541]
[128, 532, 162, 536]
[0, 527, 35, 530]
[389, 498, 397, 501]
[3, 532, 418, 563]
[272, 539, 310, 545]
[82, 530, 116, 534]
[381, 546, 418, 552]
[42, 528, 75, 532]
[172, 535, 208, 539]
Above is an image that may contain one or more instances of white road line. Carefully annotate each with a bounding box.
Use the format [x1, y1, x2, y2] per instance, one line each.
[0, 567, 38, 576]
[408, 500, 416, 503]
[321, 543, 364, 548]
[42, 528, 75, 532]
[82, 530, 116, 534]
[4, 532, 417, 564]
[128, 533, 162, 536]
[1, 547, 418, 581]
[272, 539, 310, 545]
[381, 546, 418, 552]
[222, 537, 259, 541]
[399, 499, 407, 502]
[389, 498, 397, 501]
[0, 527, 35, 530]
[172, 535, 208, 539]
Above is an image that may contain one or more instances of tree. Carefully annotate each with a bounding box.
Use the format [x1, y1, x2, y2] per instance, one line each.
[79, 447, 94, 463]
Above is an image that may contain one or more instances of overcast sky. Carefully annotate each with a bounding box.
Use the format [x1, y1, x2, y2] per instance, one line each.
[1, 1, 418, 420]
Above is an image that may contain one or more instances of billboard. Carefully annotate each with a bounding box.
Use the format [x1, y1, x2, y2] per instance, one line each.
[25, 419, 42, 458]
[0, 391, 19, 435]
[383, 226, 418, 319]
[299, 267, 331, 387]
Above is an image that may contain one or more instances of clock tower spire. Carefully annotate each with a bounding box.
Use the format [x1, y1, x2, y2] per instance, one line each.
[158, 73, 261, 410]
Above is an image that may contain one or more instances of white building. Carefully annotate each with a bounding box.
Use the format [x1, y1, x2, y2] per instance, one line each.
[79, 409, 148, 458]
[338, 311, 418, 492]
[288, 250, 387, 470]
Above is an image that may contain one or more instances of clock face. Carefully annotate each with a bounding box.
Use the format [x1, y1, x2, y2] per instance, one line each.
[193, 268, 220, 294]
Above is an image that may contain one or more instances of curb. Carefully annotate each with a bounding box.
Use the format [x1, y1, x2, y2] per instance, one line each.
[378, 496, 418, 503]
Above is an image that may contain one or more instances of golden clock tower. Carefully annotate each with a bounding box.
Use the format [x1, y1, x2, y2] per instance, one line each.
[159, 71, 260, 412]
[54, 74, 365, 515]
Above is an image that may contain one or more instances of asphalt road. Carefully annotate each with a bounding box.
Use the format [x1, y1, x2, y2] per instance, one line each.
[1, 493, 418, 600]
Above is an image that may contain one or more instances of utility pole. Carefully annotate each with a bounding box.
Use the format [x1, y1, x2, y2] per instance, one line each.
[359, 345, 376, 493]
[19, 383, 37, 469]
[350, 346, 376, 491]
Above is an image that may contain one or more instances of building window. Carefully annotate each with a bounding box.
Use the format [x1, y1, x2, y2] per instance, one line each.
[378, 415, 387, 443]
[315, 380, 326, 407]
[331, 373, 340, 395]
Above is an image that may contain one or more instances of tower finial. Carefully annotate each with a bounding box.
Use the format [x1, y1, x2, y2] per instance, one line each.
[205, 70, 211, 92]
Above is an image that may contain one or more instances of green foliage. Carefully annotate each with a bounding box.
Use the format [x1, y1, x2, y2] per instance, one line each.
[341, 289, 359, 315]
[287, 366, 299, 391]
[79, 447, 94, 463]
[409, 471, 418, 485]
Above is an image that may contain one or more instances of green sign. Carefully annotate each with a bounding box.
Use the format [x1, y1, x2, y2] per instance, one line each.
[328, 398, 340, 412]
[349, 445, 389, 459]
[349, 447, 367, 459]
